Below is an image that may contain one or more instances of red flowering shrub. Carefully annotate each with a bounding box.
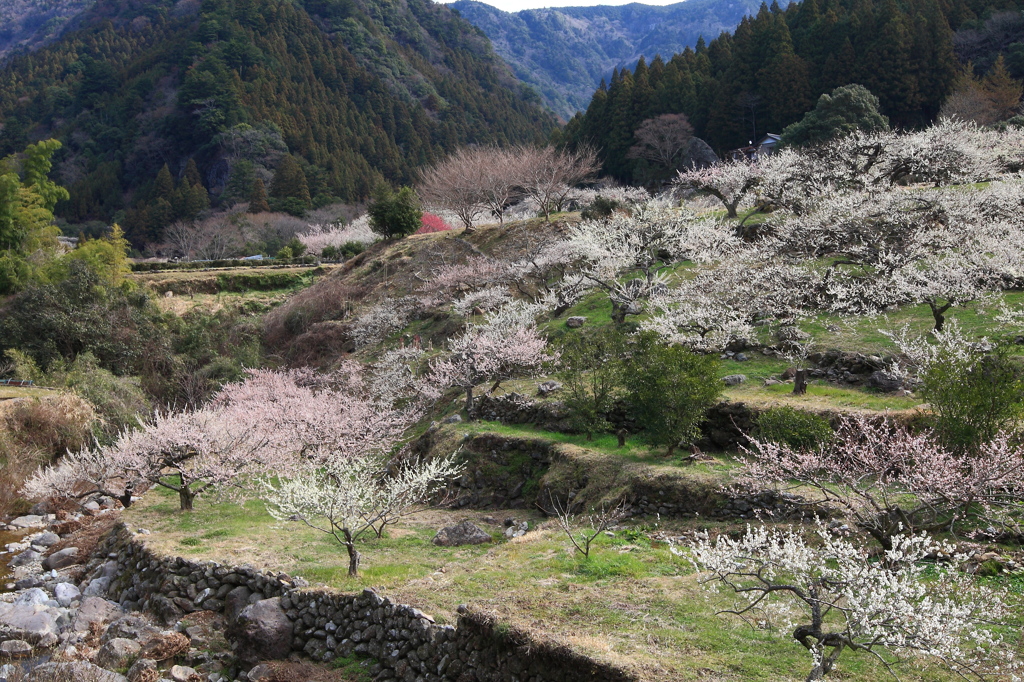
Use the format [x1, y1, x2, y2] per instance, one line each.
[415, 212, 453, 234]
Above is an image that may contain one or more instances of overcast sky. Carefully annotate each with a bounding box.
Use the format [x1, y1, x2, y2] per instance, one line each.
[438, 0, 682, 13]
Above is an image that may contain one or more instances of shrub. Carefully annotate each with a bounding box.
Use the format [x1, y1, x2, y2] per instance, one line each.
[753, 406, 833, 450]
[580, 196, 621, 221]
[623, 332, 721, 455]
[368, 185, 422, 240]
[416, 212, 453, 234]
[556, 328, 623, 440]
[921, 349, 1024, 452]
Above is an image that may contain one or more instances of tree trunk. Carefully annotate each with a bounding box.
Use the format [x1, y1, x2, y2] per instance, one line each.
[178, 487, 195, 511]
[345, 536, 360, 577]
[929, 302, 951, 332]
[465, 386, 474, 414]
[610, 302, 626, 325]
[725, 201, 739, 219]
[586, 432, 593, 441]
[616, 430, 627, 447]
[793, 369, 807, 395]
[666, 443, 676, 458]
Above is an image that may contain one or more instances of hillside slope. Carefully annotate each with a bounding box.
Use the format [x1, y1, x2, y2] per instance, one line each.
[0, 0, 95, 59]
[450, 0, 763, 118]
[0, 0, 556, 244]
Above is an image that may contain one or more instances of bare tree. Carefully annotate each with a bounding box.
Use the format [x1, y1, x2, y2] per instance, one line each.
[418, 147, 531, 230]
[162, 221, 203, 261]
[551, 496, 625, 558]
[518, 145, 600, 221]
[627, 114, 694, 172]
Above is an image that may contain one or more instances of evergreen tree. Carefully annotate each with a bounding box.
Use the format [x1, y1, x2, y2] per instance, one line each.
[367, 185, 421, 240]
[153, 164, 174, 201]
[983, 56, 1024, 121]
[780, 84, 890, 147]
[249, 177, 271, 213]
[183, 158, 203, 188]
[270, 155, 311, 216]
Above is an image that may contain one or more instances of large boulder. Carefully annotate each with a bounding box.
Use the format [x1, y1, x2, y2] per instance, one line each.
[223, 586, 252, 624]
[30, 662, 127, 682]
[431, 521, 492, 547]
[8, 516, 45, 530]
[0, 603, 60, 647]
[44, 547, 80, 570]
[95, 639, 142, 669]
[226, 597, 292, 667]
[9, 550, 42, 568]
[126, 659, 159, 682]
[54, 583, 81, 608]
[866, 370, 904, 393]
[72, 597, 123, 633]
[680, 137, 719, 171]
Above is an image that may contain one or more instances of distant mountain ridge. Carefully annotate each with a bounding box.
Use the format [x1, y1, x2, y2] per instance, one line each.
[0, 0, 95, 59]
[450, 0, 764, 118]
[0, 0, 555, 245]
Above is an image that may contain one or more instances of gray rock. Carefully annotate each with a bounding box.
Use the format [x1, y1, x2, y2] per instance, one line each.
[866, 370, 903, 393]
[31, 533, 60, 548]
[126, 659, 158, 682]
[431, 521, 492, 547]
[0, 603, 59, 647]
[734, 353, 749, 362]
[226, 597, 292, 667]
[82, 501, 101, 512]
[223, 586, 252, 624]
[442, 414, 462, 424]
[9, 550, 42, 567]
[565, 316, 587, 328]
[44, 547, 80, 570]
[14, 576, 43, 591]
[72, 597, 123, 632]
[167, 663, 195, 679]
[82, 576, 112, 598]
[102, 615, 156, 643]
[246, 665, 273, 682]
[537, 380, 562, 396]
[30, 662, 127, 682]
[0, 665, 18, 681]
[680, 137, 719, 171]
[14, 588, 49, 606]
[8, 516, 45, 530]
[0, 640, 32, 657]
[722, 374, 747, 386]
[54, 583, 81, 608]
[96, 639, 142, 670]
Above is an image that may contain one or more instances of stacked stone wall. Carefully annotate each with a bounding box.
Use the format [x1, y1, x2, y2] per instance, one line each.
[97, 525, 637, 682]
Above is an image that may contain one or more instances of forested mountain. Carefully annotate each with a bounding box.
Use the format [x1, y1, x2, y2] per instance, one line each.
[564, 0, 1021, 184]
[450, 0, 764, 119]
[0, 0, 556, 246]
[0, 0, 96, 58]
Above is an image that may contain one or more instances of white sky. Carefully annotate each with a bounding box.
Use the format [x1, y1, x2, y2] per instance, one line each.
[438, 0, 682, 13]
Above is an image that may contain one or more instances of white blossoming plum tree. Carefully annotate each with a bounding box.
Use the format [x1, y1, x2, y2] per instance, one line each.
[686, 524, 1016, 682]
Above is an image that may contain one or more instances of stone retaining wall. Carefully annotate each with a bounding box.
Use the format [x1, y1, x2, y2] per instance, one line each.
[97, 525, 637, 682]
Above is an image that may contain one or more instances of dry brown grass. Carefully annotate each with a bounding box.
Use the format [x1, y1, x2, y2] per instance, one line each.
[0, 393, 97, 517]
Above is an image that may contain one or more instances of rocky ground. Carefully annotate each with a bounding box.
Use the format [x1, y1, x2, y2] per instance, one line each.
[0, 504, 260, 682]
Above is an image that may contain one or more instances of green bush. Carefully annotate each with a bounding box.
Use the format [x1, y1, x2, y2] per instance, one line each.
[623, 332, 721, 456]
[753, 406, 833, 450]
[368, 185, 422, 239]
[555, 328, 623, 440]
[580, 196, 621, 221]
[921, 349, 1024, 452]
